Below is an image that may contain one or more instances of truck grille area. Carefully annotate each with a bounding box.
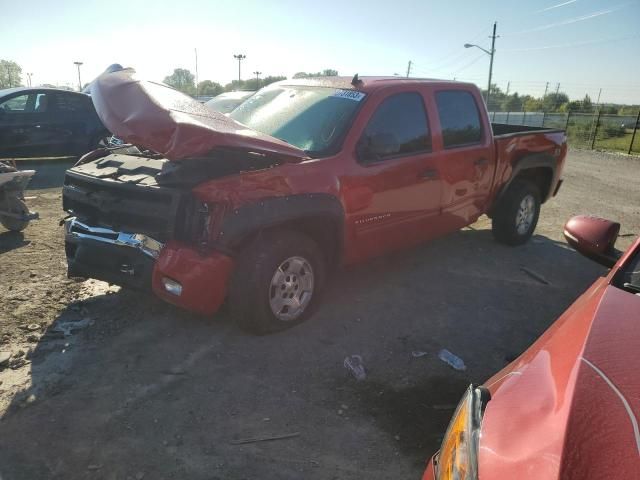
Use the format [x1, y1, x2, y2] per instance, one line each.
[63, 170, 191, 242]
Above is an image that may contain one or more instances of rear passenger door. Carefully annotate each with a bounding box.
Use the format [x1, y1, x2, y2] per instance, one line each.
[434, 89, 495, 227]
[51, 92, 94, 155]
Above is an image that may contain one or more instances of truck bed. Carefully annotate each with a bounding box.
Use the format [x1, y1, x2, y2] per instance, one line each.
[491, 122, 564, 137]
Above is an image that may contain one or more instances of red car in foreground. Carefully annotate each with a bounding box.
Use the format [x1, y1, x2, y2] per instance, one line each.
[424, 215, 640, 480]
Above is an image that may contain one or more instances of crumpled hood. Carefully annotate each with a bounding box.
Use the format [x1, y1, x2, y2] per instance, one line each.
[479, 280, 640, 479]
[90, 68, 307, 161]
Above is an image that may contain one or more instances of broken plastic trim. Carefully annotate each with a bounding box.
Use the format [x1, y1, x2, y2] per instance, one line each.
[65, 217, 164, 259]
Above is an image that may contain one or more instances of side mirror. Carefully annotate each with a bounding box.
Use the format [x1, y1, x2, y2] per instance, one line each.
[563, 215, 622, 268]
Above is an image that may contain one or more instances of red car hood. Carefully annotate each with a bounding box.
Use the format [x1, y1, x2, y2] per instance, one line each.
[480, 276, 640, 479]
[90, 68, 308, 161]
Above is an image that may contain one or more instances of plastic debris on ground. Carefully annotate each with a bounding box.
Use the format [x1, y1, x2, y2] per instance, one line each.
[437, 349, 467, 371]
[344, 355, 366, 381]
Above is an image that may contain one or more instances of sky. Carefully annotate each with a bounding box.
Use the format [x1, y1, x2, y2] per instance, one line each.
[1, 0, 639, 104]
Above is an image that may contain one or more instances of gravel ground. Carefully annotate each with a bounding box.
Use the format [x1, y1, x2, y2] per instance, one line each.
[0, 149, 638, 480]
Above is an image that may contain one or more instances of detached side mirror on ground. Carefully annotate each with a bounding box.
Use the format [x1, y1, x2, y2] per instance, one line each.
[563, 215, 622, 267]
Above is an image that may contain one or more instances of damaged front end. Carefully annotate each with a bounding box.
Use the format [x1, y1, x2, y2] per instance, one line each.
[61, 146, 272, 312]
[62, 145, 247, 278]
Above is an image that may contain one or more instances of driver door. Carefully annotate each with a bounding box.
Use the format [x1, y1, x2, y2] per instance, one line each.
[0, 91, 54, 157]
[344, 91, 443, 261]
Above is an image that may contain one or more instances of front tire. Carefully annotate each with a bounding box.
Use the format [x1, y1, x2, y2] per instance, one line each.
[229, 230, 325, 334]
[491, 180, 541, 246]
[0, 197, 30, 232]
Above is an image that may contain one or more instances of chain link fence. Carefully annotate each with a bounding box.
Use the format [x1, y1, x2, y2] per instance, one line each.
[489, 109, 640, 155]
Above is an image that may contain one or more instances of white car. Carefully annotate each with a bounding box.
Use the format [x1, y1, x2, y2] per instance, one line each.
[204, 91, 255, 114]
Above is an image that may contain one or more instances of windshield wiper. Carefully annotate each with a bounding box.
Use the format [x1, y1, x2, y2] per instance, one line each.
[623, 282, 640, 294]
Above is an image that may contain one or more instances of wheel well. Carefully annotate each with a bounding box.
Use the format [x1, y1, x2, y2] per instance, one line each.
[232, 216, 342, 270]
[513, 167, 553, 202]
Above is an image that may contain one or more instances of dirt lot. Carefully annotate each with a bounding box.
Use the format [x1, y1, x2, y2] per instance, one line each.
[0, 150, 638, 480]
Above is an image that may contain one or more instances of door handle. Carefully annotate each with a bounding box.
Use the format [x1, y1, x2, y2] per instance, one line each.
[419, 168, 439, 180]
[474, 158, 488, 166]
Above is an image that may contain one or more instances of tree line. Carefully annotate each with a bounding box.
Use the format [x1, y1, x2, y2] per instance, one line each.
[483, 84, 639, 115]
[162, 68, 340, 97]
[2, 58, 638, 115]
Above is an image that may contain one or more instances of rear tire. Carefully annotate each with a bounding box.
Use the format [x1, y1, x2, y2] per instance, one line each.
[229, 230, 325, 335]
[0, 197, 30, 232]
[491, 180, 541, 246]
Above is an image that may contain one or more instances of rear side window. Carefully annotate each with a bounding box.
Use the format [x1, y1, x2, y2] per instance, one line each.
[55, 94, 89, 113]
[358, 92, 431, 163]
[435, 91, 483, 148]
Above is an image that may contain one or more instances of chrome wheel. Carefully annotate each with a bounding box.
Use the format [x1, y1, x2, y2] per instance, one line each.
[516, 194, 535, 235]
[269, 256, 314, 321]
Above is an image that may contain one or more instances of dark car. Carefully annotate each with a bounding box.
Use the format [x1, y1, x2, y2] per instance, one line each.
[0, 87, 110, 158]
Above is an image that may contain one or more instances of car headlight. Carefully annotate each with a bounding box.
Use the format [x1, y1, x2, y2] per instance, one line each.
[436, 385, 491, 480]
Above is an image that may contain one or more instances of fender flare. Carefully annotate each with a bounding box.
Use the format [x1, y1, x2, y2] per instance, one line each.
[215, 193, 345, 253]
[493, 153, 557, 208]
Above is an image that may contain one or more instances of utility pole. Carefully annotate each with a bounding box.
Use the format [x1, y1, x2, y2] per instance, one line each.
[464, 21, 498, 105]
[27, 72, 33, 87]
[555, 82, 560, 96]
[253, 71, 262, 88]
[543, 82, 549, 98]
[505, 81, 510, 96]
[233, 54, 246, 83]
[5, 65, 11, 87]
[487, 21, 498, 105]
[406, 60, 412, 78]
[194, 48, 199, 96]
[73, 61, 83, 91]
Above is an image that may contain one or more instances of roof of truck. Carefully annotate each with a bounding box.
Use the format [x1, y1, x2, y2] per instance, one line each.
[278, 76, 475, 93]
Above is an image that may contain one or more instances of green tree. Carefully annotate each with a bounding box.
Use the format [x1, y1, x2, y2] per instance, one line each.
[163, 68, 196, 95]
[580, 94, 593, 113]
[293, 69, 339, 79]
[0, 60, 23, 89]
[197, 80, 224, 96]
[502, 93, 523, 112]
[524, 97, 544, 112]
[542, 92, 569, 112]
[261, 75, 286, 87]
[223, 75, 287, 92]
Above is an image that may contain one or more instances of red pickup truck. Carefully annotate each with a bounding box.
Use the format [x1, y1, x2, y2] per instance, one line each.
[63, 69, 566, 333]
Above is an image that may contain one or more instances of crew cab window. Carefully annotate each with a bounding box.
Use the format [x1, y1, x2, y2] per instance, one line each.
[435, 90, 483, 148]
[358, 92, 431, 163]
[55, 93, 89, 113]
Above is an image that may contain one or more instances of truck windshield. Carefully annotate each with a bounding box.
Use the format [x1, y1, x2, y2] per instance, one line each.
[229, 85, 365, 156]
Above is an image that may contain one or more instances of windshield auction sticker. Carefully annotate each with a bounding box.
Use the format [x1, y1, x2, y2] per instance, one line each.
[333, 89, 366, 101]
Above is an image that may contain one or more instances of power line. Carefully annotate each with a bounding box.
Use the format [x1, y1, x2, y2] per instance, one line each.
[451, 53, 486, 75]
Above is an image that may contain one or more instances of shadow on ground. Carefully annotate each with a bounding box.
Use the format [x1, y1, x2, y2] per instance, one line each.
[0, 228, 605, 479]
[15, 157, 77, 190]
[0, 231, 30, 254]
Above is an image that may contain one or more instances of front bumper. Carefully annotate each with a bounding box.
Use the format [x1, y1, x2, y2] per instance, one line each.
[152, 241, 234, 315]
[65, 218, 234, 315]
